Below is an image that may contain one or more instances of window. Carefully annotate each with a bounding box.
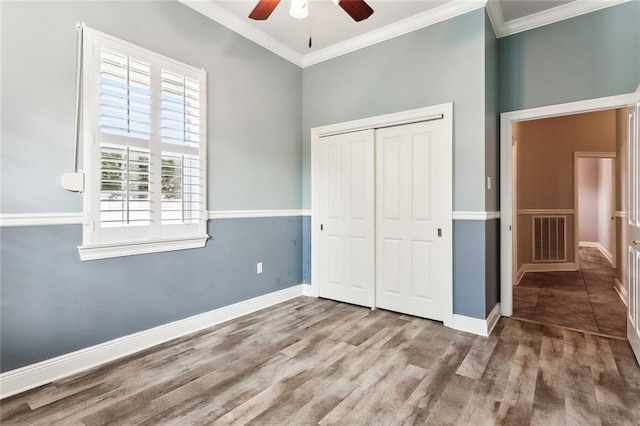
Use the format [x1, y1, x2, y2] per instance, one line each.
[78, 26, 208, 260]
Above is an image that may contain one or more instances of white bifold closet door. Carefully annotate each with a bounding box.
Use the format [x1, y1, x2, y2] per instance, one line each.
[316, 119, 449, 322]
[375, 121, 448, 321]
[316, 129, 375, 308]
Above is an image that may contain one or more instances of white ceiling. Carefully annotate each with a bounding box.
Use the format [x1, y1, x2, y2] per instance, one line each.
[178, 0, 629, 67]
[214, 0, 453, 54]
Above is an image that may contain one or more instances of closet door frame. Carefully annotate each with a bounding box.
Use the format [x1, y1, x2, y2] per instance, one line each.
[310, 103, 453, 328]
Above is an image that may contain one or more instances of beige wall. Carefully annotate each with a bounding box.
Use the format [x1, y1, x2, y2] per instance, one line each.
[597, 158, 614, 256]
[515, 110, 617, 270]
[578, 158, 600, 242]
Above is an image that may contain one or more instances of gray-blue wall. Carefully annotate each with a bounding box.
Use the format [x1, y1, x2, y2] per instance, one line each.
[484, 12, 500, 318]
[0, 1, 304, 372]
[302, 9, 497, 319]
[1, 0, 303, 212]
[302, 9, 486, 212]
[0, 218, 302, 372]
[498, 0, 640, 113]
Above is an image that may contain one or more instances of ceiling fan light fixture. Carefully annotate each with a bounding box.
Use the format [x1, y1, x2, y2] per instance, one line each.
[289, 0, 309, 19]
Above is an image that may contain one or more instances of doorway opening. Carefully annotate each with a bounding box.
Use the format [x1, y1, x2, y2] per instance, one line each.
[576, 154, 616, 268]
[500, 94, 634, 339]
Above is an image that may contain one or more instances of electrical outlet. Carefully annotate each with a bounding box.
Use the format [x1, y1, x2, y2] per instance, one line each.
[257, 262, 262, 274]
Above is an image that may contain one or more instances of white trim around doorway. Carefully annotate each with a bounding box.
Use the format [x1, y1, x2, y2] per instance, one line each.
[500, 93, 635, 317]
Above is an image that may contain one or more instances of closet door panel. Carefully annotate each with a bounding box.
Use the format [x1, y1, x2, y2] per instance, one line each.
[376, 120, 448, 321]
[316, 130, 375, 308]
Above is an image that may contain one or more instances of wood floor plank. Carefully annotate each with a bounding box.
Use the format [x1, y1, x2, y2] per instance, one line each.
[2, 297, 639, 426]
[391, 333, 475, 424]
[59, 299, 341, 425]
[565, 366, 601, 426]
[456, 334, 500, 380]
[530, 335, 565, 425]
[564, 330, 601, 426]
[496, 343, 539, 424]
[129, 317, 349, 424]
[584, 334, 635, 424]
[182, 336, 358, 424]
[422, 373, 477, 425]
[457, 332, 528, 425]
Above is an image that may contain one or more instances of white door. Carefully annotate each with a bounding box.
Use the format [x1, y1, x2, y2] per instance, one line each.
[627, 95, 640, 364]
[315, 129, 375, 308]
[375, 120, 452, 321]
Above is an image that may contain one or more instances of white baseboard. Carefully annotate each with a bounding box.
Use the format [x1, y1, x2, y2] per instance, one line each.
[0, 285, 307, 399]
[614, 278, 628, 307]
[519, 262, 578, 273]
[452, 303, 501, 337]
[579, 241, 600, 248]
[579, 241, 614, 265]
[515, 267, 526, 285]
[301, 283, 314, 296]
[599, 246, 613, 265]
[486, 304, 501, 336]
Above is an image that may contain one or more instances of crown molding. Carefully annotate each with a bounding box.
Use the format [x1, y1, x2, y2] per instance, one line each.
[485, 0, 504, 37]
[301, 0, 487, 67]
[178, 0, 486, 68]
[492, 0, 630, 38]
[176, 0, 304, 67]
[172, 0, 630, 64]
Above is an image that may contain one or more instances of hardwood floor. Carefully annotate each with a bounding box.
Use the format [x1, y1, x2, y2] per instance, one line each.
[2, 297, 639, 425]
[513, 247, 627, 339]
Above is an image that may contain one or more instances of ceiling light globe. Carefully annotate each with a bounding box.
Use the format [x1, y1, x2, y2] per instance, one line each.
[289, 0, 309, 19]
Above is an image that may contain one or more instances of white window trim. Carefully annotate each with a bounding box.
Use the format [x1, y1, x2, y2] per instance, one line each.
[78, 235, 209, 261]
[78, 25, 209, 261]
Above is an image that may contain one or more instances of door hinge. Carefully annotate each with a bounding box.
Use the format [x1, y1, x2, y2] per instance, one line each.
[437, 228, 442, 237]
[320, 224, 323, 231]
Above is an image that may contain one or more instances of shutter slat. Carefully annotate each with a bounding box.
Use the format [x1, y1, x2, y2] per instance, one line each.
[99, 48, 151, 142]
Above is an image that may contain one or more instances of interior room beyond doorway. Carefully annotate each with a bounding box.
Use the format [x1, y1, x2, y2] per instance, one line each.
[511, 108, 628, 338]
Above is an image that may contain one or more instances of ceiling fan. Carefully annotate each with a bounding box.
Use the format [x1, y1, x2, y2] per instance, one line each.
[249, 0, 374, 22]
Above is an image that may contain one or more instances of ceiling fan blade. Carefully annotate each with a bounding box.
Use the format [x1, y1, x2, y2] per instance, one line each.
[249, 0, 281, 20]
[338, 0, 374, 22]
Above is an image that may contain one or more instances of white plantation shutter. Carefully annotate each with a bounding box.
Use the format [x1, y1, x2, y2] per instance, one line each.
[80, 26, 208, 260]
[161, 153, 202, 224]
[161, 71, 200, 148]
[100, 145, 150, 227]
[160, 70, 203, 225]
[99, 50, 151, 140]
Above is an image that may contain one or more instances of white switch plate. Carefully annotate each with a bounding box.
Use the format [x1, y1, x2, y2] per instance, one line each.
[487, 176, 492, 190]
[257, 262, 262, 274]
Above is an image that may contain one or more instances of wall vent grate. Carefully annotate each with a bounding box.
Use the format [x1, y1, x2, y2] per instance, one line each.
[532, 215, 567, 262]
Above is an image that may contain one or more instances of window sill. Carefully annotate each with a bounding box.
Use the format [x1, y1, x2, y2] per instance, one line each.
[78, 235, 209, 261]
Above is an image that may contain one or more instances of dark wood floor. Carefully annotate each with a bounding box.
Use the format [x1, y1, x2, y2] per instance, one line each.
[513, 247, 627, 339]
[1, 297, 639, 425]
